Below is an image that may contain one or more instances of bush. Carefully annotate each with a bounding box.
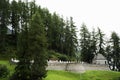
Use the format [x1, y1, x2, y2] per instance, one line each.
[47, 50, 59, 60]
[0, 64, 9, 78]
[48, 50, 69, 61]
[58, 55, 69, 61]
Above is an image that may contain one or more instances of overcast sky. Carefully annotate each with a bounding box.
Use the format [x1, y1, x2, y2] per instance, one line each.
[36, 0, 120, 37]
[34, 0, 120, 37]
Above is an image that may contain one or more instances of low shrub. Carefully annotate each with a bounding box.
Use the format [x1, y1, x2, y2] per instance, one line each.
[58, 55, 69, 61]
[47, 50, 59, 60]
[48, 50, 69, 61]
[0, 64, 9, 78]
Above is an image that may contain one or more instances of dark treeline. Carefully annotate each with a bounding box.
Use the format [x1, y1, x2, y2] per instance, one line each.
[0, 0, 78, 79]
[0, 0, 78, 58]
[79, 24, 105, 63]
[79, 23, 120, 71]
[0, 1, 120, 79]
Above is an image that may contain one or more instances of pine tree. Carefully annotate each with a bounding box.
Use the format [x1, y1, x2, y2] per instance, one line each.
[8, 0, 20, 56]
[10, 1, 32, 80]
[80, 23, 90, 63]
[10, 30, 31, 80]
[90, 28, 97, 61]
[64, 18, 71, 56]
[0, 0, 10, 54]
[80, 23, 94, 63]
[51, 13, 62, 51]
[11, 0, 20, 36]
[40, 8, 53, 50]
[107, 32, 120, 71]
[29, 0, 37, 18]
[29, 11, 47, 80]
[58, 17, 65, 53]
[97, 28, 105, 55]
[68, 17, 78, 57]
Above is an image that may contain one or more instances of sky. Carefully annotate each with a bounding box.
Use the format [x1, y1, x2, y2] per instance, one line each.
[34, 0, 120, 38]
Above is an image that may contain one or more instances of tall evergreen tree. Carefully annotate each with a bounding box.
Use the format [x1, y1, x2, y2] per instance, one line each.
[29, 0, 36, 17]
[80, 24, 94, 63]
[11, 0, 20, 36]
[0, 0, 10, 54]
[106, 32, 120, 71]
[40, 8, 53, 50]
[59, 17, 66, 53]
[64, 19, 71, 56]
[97, 28, 105, 55]
[29, 11, 47, 80]
[9, 0, 20, 53]
[10, 29, 31, 80]
[91, 28, 97, 55]
[90, 28, 98, 61]
[10, 1, 32, 80]
[51, 13, 63, 52]
[68, 17, 78, 57]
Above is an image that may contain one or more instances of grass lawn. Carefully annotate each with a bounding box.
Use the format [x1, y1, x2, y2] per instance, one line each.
[0, 60, 15, 72]
[0, 60, 15, 80]
[0, 60, 120, 80]
[80, 70, 120, 80]
[45, 70, 120, 80]
[44, 70, 80, 80]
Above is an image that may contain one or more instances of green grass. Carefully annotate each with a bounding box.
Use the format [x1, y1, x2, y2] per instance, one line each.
[44, 70, 80, 80]
[44, 70, 120, 80]
[80, 70, 120, 80]
[0, 60, 120, 80]
[0, 60, 15, 80]
[0, 60, 15, 73]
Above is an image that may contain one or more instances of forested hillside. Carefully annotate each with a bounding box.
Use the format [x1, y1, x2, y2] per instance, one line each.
[0, 0, 78, 60]
[0, 0, 120, 72]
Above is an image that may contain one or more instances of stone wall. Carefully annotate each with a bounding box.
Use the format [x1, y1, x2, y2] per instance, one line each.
[47, 61, 110, 73]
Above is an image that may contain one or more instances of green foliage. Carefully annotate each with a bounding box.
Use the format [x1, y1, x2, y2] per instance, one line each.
[0, 0, 10, 54]
[10, 0, 20, 48]
[64, 17, 78, 57]
[58, 55, 69, 61]
[90, 28, 97, 56]
[106, 32, 120, 71]
[0, 0, 78, 62]
[0, 64, 9, 78]
[10, 1, 32, 80]
[29, 11, 47, 80]
[0, 60, 15, 80]
[48, 50, 69, 61]
[48, 50, 60, 60]
[79, 25, 107, 64]
[80, 23, 95, 63]
[10, 31, 31, 80]
[97, 28, 105, 55]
